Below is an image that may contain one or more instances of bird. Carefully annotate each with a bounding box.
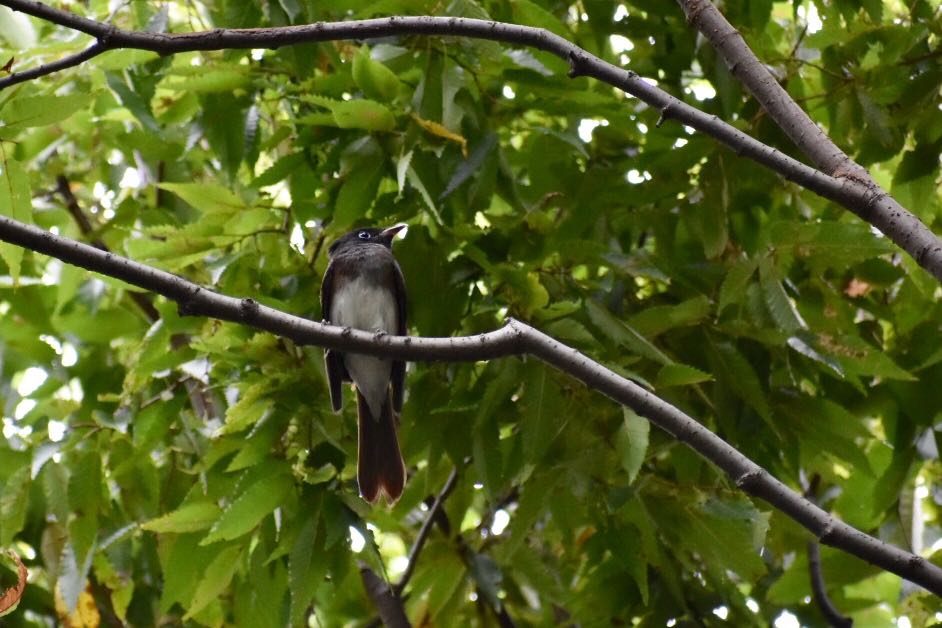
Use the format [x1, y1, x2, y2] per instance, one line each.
[320, 224, 408, 503]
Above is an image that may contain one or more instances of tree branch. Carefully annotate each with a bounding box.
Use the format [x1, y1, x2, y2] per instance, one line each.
[4, 2, 942, 283]
[0, 40, 107, 90]
[804, 475, 853, 627]
[359, 564, 411, 628]
[394, 467, 460, 596]
[675, 0, 939, 282]
[676, 0, 864, 180]
[0, 214, 940, 596]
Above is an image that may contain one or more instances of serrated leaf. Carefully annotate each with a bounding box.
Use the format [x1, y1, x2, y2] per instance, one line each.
[771, 220, 895, 265]
[585, 300, 671, 365]
[718, 258, 757, 314]
[289, 497, 324, 626]
[710, 341, 772, 423]
[201, 470, 293, 544]
[0, 466, 30, 546]
[412, 114, 468, 156]
[406, 165, 443, 224]
[162, 69, 251, 93]
[655, 363, 713, 387]
[628, 296, 711, 338]
[510, 0, 570, 37]
[519, 364, 566, 461]
[615, 408, 649, 484]
[352, 46, 401, 102]
[252, 152, 306, 188]
[334, 153, 383, 228]
[183, 544, 242, 619]
[759, 258, 806, 333]
[440, 132, 497, 200]
[157, 182, 248, 215]
[0, 157, 30, 283]
[787, 335, 844, 377]
[142, 502, 222, 533]
[331, 100, 395, 131]
[0, 93, 91, 130]
[222, 378, 274, 434]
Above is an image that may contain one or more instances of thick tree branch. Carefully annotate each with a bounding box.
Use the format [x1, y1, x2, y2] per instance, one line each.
[3, 3, 942, 282]
[0, 214, 940, 596]
[675, 0, 940, 284]
[676, 0, 865, 180]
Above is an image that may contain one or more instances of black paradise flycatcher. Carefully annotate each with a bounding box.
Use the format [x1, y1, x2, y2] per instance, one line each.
[320, 225, 408, 503]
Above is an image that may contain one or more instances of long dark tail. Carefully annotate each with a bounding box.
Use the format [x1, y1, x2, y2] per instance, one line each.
[356, 391, 406, 504]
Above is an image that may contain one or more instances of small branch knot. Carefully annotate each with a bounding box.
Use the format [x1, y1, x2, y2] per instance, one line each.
[239, 297, 259, 318]
[567, 50, 587, 78]
[656, 101, 674, 128]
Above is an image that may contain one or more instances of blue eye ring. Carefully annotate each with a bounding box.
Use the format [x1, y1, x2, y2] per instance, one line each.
[357, 231, 371, 240]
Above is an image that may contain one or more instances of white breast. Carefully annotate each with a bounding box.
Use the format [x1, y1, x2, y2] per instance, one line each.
[329, 276, 398, 333]
[329, 276, 398, 418]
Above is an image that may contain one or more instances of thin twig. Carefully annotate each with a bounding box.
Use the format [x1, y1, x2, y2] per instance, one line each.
[0, 40, 108, 90]
[805, 475, 853, 627]
[394, 467, 460, 596]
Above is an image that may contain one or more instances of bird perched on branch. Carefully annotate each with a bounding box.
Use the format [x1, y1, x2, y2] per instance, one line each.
[320, 224, 408, 503]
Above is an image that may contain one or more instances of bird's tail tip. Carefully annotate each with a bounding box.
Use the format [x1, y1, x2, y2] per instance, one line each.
[356, 391, 406, 505]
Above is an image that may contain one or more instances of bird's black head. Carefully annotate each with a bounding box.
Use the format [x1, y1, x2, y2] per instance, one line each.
[327, 224, 405, 257]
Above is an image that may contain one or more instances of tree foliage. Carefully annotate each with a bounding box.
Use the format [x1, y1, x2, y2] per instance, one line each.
[0, 0, 941, 625]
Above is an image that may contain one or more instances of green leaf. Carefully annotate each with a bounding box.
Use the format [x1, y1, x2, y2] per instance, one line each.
[289, 497, 325, 626]
[655, 363, 713, 387]
[334, 153, 384, 228]
[759, 258, 806, 333]
[352, 46, 401, 102]
[142, 502, 223, 533]
[162, 68, 251, 93]
[771, 220, 895, 266]
[157, 182, 249, 215]
[0, 93, 91, 130]
[0, 157, 31, 283]
[303, 94, 396, 132]
[628, 296, 711, 338]
[614, 408, 649, 484]
[222, 378, 274, 435]
[519, 364, 566, 461]
[201, 469, 293, 544]
[585, 300, 671, 365]
[718, 258, 757, 314]
[252, 152, 306, 188]
[0, 466, 30, 546]
[184, 544, 243, 619]
[709, 341, 772, 423]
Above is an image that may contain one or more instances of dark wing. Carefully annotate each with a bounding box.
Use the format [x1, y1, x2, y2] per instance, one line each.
[390, 259, 408, 412]
[320, 259, 347, 412]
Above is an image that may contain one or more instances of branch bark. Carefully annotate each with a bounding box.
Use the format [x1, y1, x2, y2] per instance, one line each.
[3, 2, 942, 283]
[676, 0, 865, 180]
[0, 213, 940, 595]
[675, 0, 937, 289]
[359, 564, 411, 628]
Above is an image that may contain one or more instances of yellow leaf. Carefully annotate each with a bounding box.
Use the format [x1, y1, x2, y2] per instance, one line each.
[54, 584, 100, 628]
[411, 114, 468, 157]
